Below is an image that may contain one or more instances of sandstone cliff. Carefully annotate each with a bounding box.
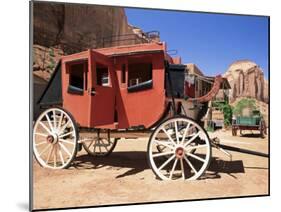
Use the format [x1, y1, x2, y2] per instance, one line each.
[33, 2, 150, 80]
[33, 2, 138, 52]
[223, 60, 268, 103]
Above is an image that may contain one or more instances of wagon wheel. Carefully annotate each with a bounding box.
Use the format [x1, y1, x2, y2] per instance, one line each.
[239, 129, 244, 136]
[232, 126, 237, 136]
[148, 116, 212, 181]
[260, 120, 265, 138]
[263, 122, 267, 135]
[33, 107, 78, 169]
[82, 131, 118, 157]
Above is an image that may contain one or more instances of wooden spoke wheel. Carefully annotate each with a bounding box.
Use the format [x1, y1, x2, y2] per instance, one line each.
[232, 126, 237, 136]
[82, 132, 118, 157]
[33, 107, 78, 169]
[148, 116, 212, 181]
[239, 130, 244, 136]
[260, 120, 266, 138]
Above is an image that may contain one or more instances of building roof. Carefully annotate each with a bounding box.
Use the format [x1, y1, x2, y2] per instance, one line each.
[185, 63, 204, 76]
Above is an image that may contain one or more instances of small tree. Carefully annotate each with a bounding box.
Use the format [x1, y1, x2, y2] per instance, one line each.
[212, 101, 233, 127]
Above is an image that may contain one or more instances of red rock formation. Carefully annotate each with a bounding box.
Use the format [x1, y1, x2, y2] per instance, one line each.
[223, 60, 268, 103]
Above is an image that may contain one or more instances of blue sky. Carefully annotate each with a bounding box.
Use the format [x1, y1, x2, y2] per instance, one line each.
[125, 8, 269, 79]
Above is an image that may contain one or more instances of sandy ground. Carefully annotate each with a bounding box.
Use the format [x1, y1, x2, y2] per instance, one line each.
[33, 129, 269, 210]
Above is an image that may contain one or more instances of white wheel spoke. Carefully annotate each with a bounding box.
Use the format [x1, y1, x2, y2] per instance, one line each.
[186, 152, 206, 163]
[53, 110, 57, 129]
[162, 128, 177, 146]
[154, 139, 174, 150]
[59, 142, 72, 157]
[174, 121, 179, 144]
[59, 131, 74, 138]
[35, 132, 48, 137]
[46, 145, 54, 164]
[59, 138, 75, 145]
[158, 155, 176, 171]
[39, 121, 52, 135]
[180, 158, 185, 179]
[58, 145, 65, 165]
[184, 155, 198, 174]
[181, 123, 190, 144]
[152, 151, 174, 158]
[53, 145, 57, 168]
[169, 158, 178, 179]
[184, 131, 201, 148]
[59, 120, 70, 135]
[35, 141, 47, 146]
[38, 143, 51, 156]
[57, 111, 64, 132]
[45, 114, 54, 132]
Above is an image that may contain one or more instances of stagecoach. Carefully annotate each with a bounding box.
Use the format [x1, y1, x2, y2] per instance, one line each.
[33, 41, 268, 181]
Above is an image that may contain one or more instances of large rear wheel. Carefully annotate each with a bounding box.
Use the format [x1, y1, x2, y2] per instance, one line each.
[147, 116, 211, 180]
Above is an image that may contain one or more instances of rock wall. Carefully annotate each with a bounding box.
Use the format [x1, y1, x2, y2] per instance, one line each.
[33, 2, 137, 53]
[33, 2, 151, 81]
[223, 60, 268, 103]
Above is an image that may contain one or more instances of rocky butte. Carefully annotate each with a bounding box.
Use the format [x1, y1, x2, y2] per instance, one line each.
[223, 60, 268, 103]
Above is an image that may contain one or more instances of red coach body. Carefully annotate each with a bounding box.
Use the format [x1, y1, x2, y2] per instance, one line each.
[61, 42, 174, 129]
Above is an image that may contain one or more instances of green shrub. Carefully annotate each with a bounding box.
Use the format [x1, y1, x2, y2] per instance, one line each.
[49, 48, 55, 57]
[233, 98, 257, 116]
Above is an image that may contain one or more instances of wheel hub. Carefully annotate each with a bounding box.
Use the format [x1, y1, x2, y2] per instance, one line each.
[175, 146, 185, 159]
[47, 134, 58, 144]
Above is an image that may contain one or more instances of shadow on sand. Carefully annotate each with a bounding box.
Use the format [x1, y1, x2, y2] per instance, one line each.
[71, 150, 264, 180]
[238, 131, 265, 138]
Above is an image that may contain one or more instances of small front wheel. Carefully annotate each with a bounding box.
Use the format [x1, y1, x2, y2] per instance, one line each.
[147, 116, 212, 181]
[33, 107, 78, 169]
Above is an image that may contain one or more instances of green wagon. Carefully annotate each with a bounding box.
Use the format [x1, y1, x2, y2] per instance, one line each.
[232, 110, 267, 138]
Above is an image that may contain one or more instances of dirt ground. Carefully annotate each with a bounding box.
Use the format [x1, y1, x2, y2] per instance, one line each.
[33, 129, 269, 210]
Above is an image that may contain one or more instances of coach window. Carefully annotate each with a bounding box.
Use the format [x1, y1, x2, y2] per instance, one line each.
[96, 63, 110, 86]
[128, 63, 152, 87]
[68, 61, 88, 94]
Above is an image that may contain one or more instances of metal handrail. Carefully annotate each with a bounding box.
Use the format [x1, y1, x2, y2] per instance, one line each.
[57, 31, 161, 54]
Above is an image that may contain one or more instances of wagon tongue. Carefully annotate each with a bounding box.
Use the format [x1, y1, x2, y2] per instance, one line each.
[211, 137, 268, 158]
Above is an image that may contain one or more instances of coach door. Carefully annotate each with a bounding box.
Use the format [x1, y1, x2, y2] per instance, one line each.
[89, 51, 115, 127]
